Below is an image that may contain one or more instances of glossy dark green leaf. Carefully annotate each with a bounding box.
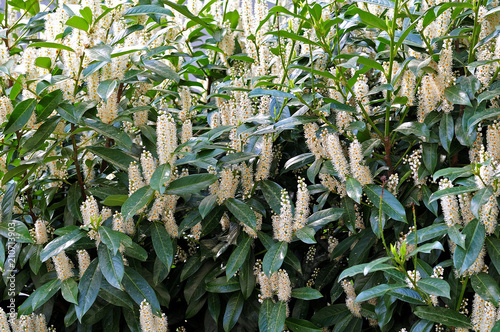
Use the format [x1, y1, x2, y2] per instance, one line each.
[28, 42, 75, 52]
[439, 113, 454, 153]
[364, 184, 407, 222]
[433, 165, 473, 182]
[76, 259, 102, 321]
[61, 278, 79, 304]
[150, 222, 173, 269]
[486, 237, 500, 274]
[86, 146, 136, 171]
[417, 278, 450, 299]
[284, 153, 315, 172]
[123, 241, 148, 261]
[4, 99, 36, 136]
[414, 306, 471, 328]
[262, 241, 288, 276]
[346, 177, 362, 204]
[208, 293, 220, 324]
[422, 143, 438, 173]
[97, 79, 117, 102]
[124, 4, 173, 16]
[226, 233, 252, 280]
[355, 284, 406, 302]
[224, 198, 257, 230]
[101, 195, 128, 207]
[206, 277, 241, 293]
[98, 243, 124, 289]
[470, 187, 493, 218]
[220, 152, 257, 165]
[268, 301, 287, 332]
[341, 196, 357, 232]
[291, 287, 323, 300]
[150, 163, 172, 194]
[22, 116, 61, 154]
[36, 90, 63, 120]
[448, 224, 466, 249]
[471, 272, 500, 306]
[260, 180, 283, 214]
[84, 119, 133, 148]
[307, 208, 344, 229]
[338, 257, 393, 280]
[199, 194, 217, 219]
[259, 298, 275, 331]
[428, 186, 477, 203]
[121, 185, 154, 221]
[143, 59, 180, 82]
[165, 173, 217, 195]
[454, 218, 485, 274]
[295, 226, 316, 244]
[223, 292, 244, 332]
[40, 229, 85, 262]
[122, 266, 161, 315]
[311, 304, 350, 327]
[285, 318, 322, 332]
[248, 88, 294, 99]
[444, 85, 472, 107]
[99, 225, 132, 255]
[85, 44, 112, 62]
[31, 279, 61, 311]
[240, 251, 256, 299]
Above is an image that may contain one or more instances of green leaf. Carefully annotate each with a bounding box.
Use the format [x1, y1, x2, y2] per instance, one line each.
[99, 225, 132, 255]
[444, 85, 472, 106]
[295, 226, 316, 244]
[150, 163, 171, 194]
[123, 241, 148, 261]
[143, 59, 180, 82]
[470, 187, 493, 218]
[85, 44, 112, 62]
[248, 88, 295, 99]
[493, 321, 500, 332]
[61, 278, 79, 305]
[199, 194, 217, 219]
[124, 4, 173, 16]
[220, 152, 257, 165]
[283, 153, 315, 172]
[101, 195, 128, 207]
[122, 266, 161, 315]
[165, 173, 217, 195]
[433, 166, 473, 182]
[471, 272, 500, 306]
[35, 56, 51, 69]
[163, 1, 213, 33]
[262, 241, 288, 276]
[355, 284, 406, 303]
[98, 242, 124, 289]
[260, 180, 283, 214]
[2, 164, 37, 185]
[224, 198, 257, 230]
[394, 122, 430, 140]
[40, 229, 85, 262]
[347, 7, 387, 31]
[448, 224, 466, 249]
[31, 279, 61, 311]
[76, 259, 102, 321]
[28, 42, 75, 52]
[285, 318, 322, 332]
[226, 233, 252, 280]
[84, 119, 133, 149]
[0, 183, 16, 225]
[467, 108, 500, 134]
[269, 301, 287, 332]
[4, 99, 36, 136]
[96, 79, 117, 103]
[487, 237, 500, 274]
[206, 277, 241, 293]
[428, 186, 477, 203]
[439, 113, 454, 153]
[36, 90, 63, 120]
[417, 278, 451, 299]
[414, 306, 471, 328]
[121, 185, 154, 221]
[150, 222, 173, 269]
[454, 218, 485, 274]
[223, 292, 244, 332]
[307, 208, 344, 229]
[240, 251, 256, 299]
[408, 241, 444, 256]
[422, 143, 438, 173]
[364, 184, 407, 222]
[346, 177, 362, 204]
[341, 196, 357, 232]
[66, 16, 89, 31]
[259, 298, 274, 331]
[86, 146, 136, 171]
[208, 293, 220, 324]
[22, 116, 61, 154]
[291, 287, 323, 300]
[338, 257, 393, 280]
[406, 224, 448, 245]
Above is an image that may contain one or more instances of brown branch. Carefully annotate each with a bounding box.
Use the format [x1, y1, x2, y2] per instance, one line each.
[384, 136, 393, 175]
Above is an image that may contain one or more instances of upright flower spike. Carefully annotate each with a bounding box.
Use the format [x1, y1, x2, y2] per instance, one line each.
[81, 195, 99, 227]
[77, 249, 91, 278]
[438, 178, 462, 227]
[341, 280, 361, 318]
[276, 269, 291, 302]
[53, 251, 74, 281]
[293, 177, 310, 231]
[140, 300, 168, 332]
[141, 150, 157, 185]
[128, 161, 145, 195]
[216, 167, 240, 204]
[0, 308, 8, 331]
[157, 112, 177, 166]
[34, 220, 49, 245]
[273, 190, 293, 243]
[255, 134, 273, 182]
[348, 139, 373, 186]
[325, 133, 349, 182]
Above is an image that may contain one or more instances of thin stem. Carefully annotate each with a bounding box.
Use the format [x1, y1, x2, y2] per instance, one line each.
[71, 124, 87, 201]
[456, 276, 469, 311]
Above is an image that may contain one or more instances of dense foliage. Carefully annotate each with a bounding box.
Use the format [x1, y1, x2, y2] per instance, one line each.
[2, 0, 500, 330]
